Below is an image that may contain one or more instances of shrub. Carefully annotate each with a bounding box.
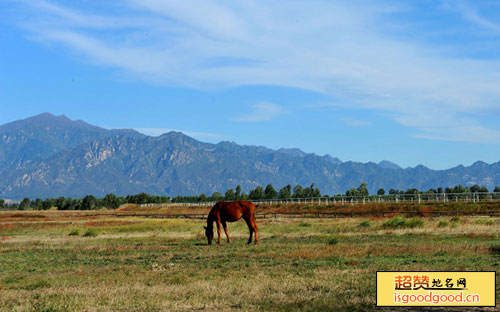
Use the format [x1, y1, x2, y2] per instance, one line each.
[359, 220, 371, 228]
[489, 245, 500, 255]
[382, 217, 423, 229]
[474, 219, 494, 226]
[437, 220, 448, 228]
[406, 218, 424, 228]
[68, 230, 80, 236]
[83, 229, 98, 237]
[450, 216, 460, 223]
[328, 237, 339, 245]
[299, 221, 311, 227]
[382, 216, 406, 229]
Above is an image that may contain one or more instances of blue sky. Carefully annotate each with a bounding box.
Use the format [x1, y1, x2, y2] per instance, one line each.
[1, 0, 500, 169]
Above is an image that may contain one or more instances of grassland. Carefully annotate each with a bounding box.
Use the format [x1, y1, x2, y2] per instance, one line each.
[0, 209, 499, 311]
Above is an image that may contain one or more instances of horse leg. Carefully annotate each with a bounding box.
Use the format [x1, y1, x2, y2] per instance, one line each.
[222, 220, 230, 243]
[216, 217, 222, 245]
[243, 216, 254, 244]
[251, 214, 258, 245]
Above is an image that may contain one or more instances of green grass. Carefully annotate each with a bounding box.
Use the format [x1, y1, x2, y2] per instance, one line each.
[359, 220, 371, 228]
[68, 229, 80, 236]
[82, 229, 98, 237]
[437, 220, 449, 227]
[382, 216, 424, 229]
[0, 214, 499, 311]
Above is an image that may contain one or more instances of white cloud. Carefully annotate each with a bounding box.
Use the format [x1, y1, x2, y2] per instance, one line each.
[10, 0, 500, 142]
[231, 102, 287, 122]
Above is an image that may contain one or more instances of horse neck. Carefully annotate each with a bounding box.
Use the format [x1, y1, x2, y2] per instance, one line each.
[207, 206, 219, 228]
[206, 216, 214, 229]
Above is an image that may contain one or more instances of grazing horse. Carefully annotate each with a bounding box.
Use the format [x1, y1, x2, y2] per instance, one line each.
[204, 200, 258, 245]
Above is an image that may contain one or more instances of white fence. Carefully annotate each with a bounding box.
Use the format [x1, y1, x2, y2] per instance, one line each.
[140, 192, 500, 208]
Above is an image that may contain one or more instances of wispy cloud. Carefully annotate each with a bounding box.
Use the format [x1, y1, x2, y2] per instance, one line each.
[9, 0, 500, 143]
[446, 0, 500, 33]
[231, 102, 287, 123]
[134, 128, 228, 141]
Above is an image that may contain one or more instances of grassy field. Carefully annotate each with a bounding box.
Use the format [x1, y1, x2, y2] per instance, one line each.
[0, 211, 499, 311]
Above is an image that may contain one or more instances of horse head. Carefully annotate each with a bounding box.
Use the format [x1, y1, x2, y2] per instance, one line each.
[203, 225, 214, 245]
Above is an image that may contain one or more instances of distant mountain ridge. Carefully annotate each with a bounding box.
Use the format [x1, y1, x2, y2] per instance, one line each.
[0, 113, 499, 199]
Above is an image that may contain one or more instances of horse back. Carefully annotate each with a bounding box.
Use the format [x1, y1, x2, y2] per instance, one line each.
[236, 200, 256, 214]
[217, 200, 255, 221]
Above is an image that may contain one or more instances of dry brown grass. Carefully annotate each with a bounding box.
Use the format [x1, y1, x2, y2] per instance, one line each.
[0, 212, 498, 311]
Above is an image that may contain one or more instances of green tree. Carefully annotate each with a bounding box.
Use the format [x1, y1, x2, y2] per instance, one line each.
[249, 186, 264, 200]
[292, 185, 304, 198]
[279, 185, 292, 199]
[240, 192, 249, 200]
[313, 187, 321, 198]
[357, 182, 368, 196]
[453, 185, 466, 193]
[470, 184, 480, 193]
[235, 185, 242, 200]
[494, 186, 500, 193]
[264, 184, 278, 199]
[20, 197, 31, 210]
[212, 192, 222, 201]
[345, 188, 358, 196]
[198, 193, 207, 202]
[224, 189, 235, 201]
[405, 188, 419, 195]
[32, 198, 43, 210]
[103, 193, 121, 209]
[55, 197, 66, 210]
[303, 183, 320, 198]
[377, 188, 385, 195]
[81, 195, 97, 210]
[42, 198, 55, 210]
[0, 199, 5, 209]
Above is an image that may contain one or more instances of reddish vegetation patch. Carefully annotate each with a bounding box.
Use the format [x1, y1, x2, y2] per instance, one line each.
[418, 206, 432, 217]
[0, 224, 16, 230]
[7, 213, 45, 218]
[466, 233, 493, 239]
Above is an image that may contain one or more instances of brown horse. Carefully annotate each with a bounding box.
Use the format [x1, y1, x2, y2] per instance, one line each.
[204, 200, 258, 245]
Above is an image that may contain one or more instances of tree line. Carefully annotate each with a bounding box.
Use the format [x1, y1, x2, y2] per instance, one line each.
[0, 193, 169, 211]
[171, 183, 321, 203]
[1, 182, 499, 210]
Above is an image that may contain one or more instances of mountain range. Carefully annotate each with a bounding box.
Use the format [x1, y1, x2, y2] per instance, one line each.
[0, 113, 499, 199]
